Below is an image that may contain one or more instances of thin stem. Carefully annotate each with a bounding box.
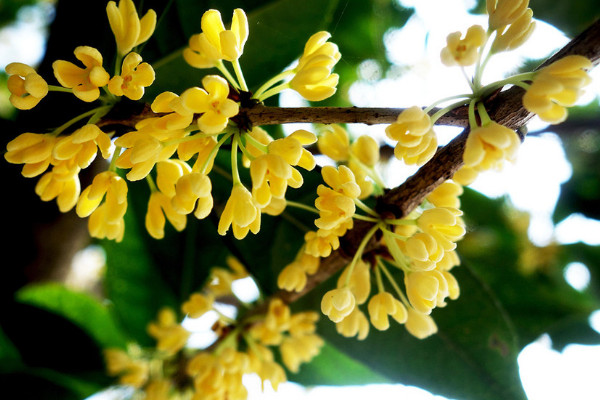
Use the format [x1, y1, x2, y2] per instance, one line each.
[430, 98, 472, 125]
[468, 98, 478, 129]
[52, 106, 112, 136]
[348, 154, 386, 189]
[285, 200, 319, 214]
[243, 132, 269, 154]
[201, 132, 233, 175]
[377, 258, 410, 305]
[152, 48, 184, 70]
[354, 198, 379, 218]
[237, 138, 255, 161]
[477, 101, 492, 126]
[384, 218, 417, 226]
[253, 70, 295, 99]
[216, 61, 240, 91]
[146, 173, 158, 192]
[231, 134, 241, 185]
[47, 85, 73, 93]
[461, 66, 475, 92]
[424, 93, 473, 114]
[375, 260, 385, 293]
[353, 214, 380, 223]
[344, 223, 381, 287]
[477, 71, 536, 99]
[256, 82, 290, 102]
[108, 146, 123, 172]
[473, 33, 492, 89]
[232, 59, 248, 92]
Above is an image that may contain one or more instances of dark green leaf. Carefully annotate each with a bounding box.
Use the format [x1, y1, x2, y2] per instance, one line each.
[0, 325, 22, 373]
[16, 283, 127, 349]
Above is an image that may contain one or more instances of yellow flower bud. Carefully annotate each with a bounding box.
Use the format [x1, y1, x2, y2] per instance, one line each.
[405, 307, 438, 339]
[181, 292, 214, 318]
[418, 207, 465, 251]
[523, 55, 593, 124]
[492, 8, 535, 52]
[277, 261, 308, 292]
[487, 0, 529, 32]
[317, 125, 350, 161]
[463, 122, 520, 171]
[368, 292, 404, 331]
[405, 270, 450, 314]
[147, 308, 189, 355]
[4, 132, 56, 177]
[386, 106, 437, 166]
[336, 308, 370, 340]
[351, 135, 380, 167]
[106, 0, 157, 55]
[218, 184, 261, 239]
[427, 180, 463, 208]
[289, 31, 341, 101]
[321, 287, 356, 323]
[337, 260, 371, 305]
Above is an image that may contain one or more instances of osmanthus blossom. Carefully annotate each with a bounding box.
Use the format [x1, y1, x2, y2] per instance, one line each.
[53, 46, 110, 102]
[106, 0, 157, 56]
[183, 9, 248, 68]
[486, 0, 530, 32]
[4, 132, 57, 177]
[289, 31, 341, 101]
[523, 55, 593, 124]
[108, 52, 155, 100]
[5, 62, 48, 110]
[217, 184, 261, 240]
[180, 75, 240, 134]
[440, 24, 486, 67]
[385, 106, 438, 166]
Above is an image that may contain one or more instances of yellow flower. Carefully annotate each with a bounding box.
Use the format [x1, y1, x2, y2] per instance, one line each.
[367, 292, 407, 330]
[53, 46, 110, 102]
[317, 125, 350, 161]
[103, 348, 148, 388]
[53, 124, 113, 168]
[440, 25, 486, 67]
[487, 0, 530, 32]
[403, 232, 445, 271]
[427, 180, 463, 208]
[337, 260, 371, 305]
[336, 308, 370, 340]
[145, 191, 187, 239]
[321, 287, 356, 323]
[5, 62, 48, 110]
[183, 9, 248, 68]
[289, 31, 341, 101]
[108, 52, 155, 100]
[280, 334, 323, 373]
[181, 75, 239, 134]
[523, 55, 592, 124]
[144, 380, 171, 400]
[386, 106, 438, 166]
[405, 270, 450, 314]
[106, 0, 157, 55]
[4, 132, 56, 177]
[404, 307, 438, 339]
[147, 308, 190, 355]
[277, 261, 308, 292]
[304, 229, 341, 258]
[149, 91, 194, 131]
[218, 184, 261, 239]
[492, 8, 535, 52]
[463, 121, 520, 171]
[182, 292, 214, 319]
[418, 207, 466, 251]
[35, 162, 81, 212]
[77, 171, 128, 242]
[351, 135, 380, 167]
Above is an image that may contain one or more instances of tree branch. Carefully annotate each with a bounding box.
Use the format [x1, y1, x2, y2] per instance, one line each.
[275, 18, 600, 305]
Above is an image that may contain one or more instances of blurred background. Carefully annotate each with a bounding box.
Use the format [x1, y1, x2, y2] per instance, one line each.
[1, 0, 599, 399]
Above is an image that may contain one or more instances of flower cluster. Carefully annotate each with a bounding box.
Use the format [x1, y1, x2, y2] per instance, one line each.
[5, 2, 341, 244]
[103, 256, 322, 399]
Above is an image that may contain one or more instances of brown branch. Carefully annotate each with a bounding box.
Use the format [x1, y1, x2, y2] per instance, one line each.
[243, 105, 469, 127]
[276, 18, 600, 305]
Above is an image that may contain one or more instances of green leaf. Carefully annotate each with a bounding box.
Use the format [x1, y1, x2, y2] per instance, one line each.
[289, 342, 390, 386]
[295, 262, 526, 400]
[0, 369, 104, 400]
[0, 325, 22, 372]
[16, 283, 127, 349]
[102, 197, 179, 346]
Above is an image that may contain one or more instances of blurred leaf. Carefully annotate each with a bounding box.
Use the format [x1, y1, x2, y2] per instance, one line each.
[0, 368, 104, 400]
[0, 325, 21, 372]
[290, 342, 390, 385]
[102, 195, 179, 346]
[16, 283, 127, 349]
[294, 260, 526, 400]
[0, 0, 37, 28]
[459, 188, 600, 349]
